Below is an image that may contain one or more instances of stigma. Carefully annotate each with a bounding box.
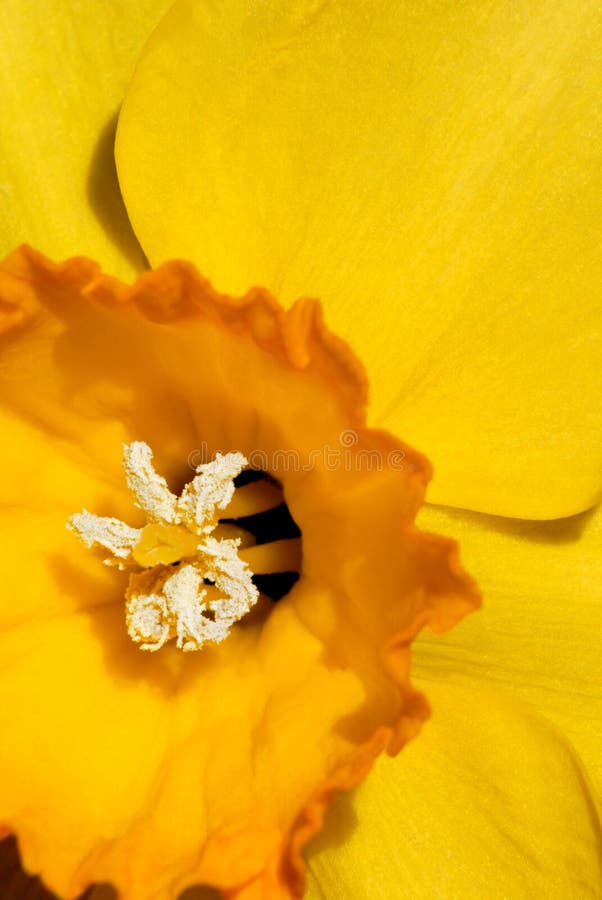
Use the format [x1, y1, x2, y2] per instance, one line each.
[67, 442, 259, 652]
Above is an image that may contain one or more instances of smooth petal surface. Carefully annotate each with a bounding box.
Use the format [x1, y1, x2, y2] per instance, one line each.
[0, 0, 171, 276]
[413, 502, 602, 801]
[305, 680, 602, 899]
[0, 248, 477, 899]
[117, 0, 602, 518]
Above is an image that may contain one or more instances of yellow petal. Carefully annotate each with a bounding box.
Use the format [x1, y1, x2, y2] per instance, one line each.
[305, 680, 602, 899]
[117, 0, 602, 518]
[414, 502, 602, 800]
[0, 0, 172, 276]
[0, 247, 478, 899]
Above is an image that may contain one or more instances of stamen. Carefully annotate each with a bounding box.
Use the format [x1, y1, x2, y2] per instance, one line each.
[213, 522, 256, 549]
[123, 441, 179, 524]
[239, 539, 302, 574]
[68, 442, 259, 652]
[177, 452, 248, 534]
[222, 479, 283, 519]
[67, 510, 141, 568]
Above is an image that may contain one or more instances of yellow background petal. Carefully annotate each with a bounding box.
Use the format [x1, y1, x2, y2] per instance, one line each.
[0, 0, 172, 276]
[414, 502, 602, 801]
[305, 681, 602, 899]
[117, 0, 602, 518]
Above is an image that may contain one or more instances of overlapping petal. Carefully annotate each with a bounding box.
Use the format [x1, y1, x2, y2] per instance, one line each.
[0, 0, 171, 276]
[0, 248, 477, 898]
[414, 502, 602, 800]
[116, 0, 602, 519]
[305, 681, 602, 899]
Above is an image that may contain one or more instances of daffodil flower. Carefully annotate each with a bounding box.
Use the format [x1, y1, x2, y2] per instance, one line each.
[0, 240, 481, 900]
[0, 2, 600, 900]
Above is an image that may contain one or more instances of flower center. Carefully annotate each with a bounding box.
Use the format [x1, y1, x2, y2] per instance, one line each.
[67, 442, 301, 653]
[133, 523, 201, 567]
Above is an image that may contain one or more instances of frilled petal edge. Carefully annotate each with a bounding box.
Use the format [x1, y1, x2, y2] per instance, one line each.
[0, 246, 479, 899]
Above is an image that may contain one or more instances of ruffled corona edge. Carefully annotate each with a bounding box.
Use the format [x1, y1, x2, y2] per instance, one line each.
[0, 246, 480, 900]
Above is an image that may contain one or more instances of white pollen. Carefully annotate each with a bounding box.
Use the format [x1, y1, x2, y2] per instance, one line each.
[67, 510, 141, 568]
[123, 441, 179, 525]
[178, 452, 248, 535]
[68, 441, 259, 652]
